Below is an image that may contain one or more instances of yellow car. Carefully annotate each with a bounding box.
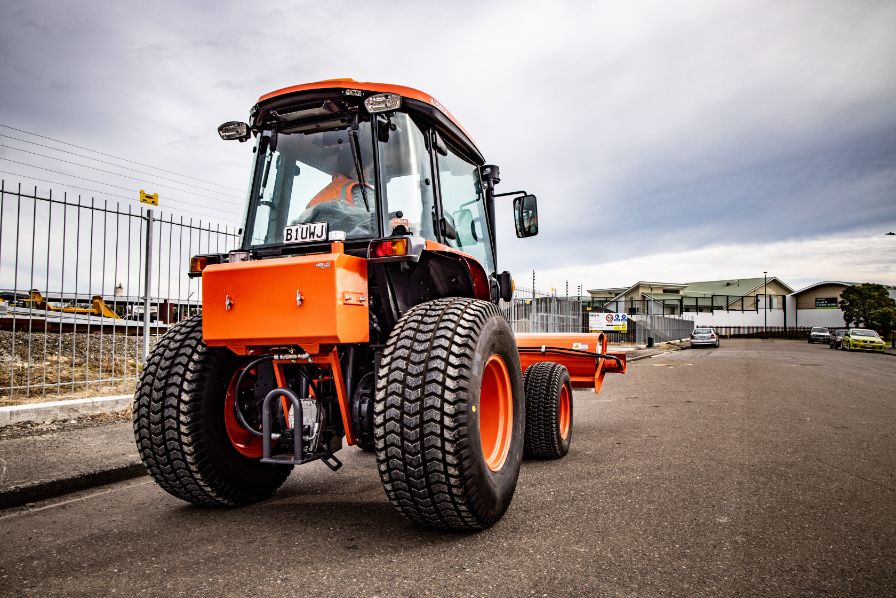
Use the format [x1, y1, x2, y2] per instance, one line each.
[840, 328, 886, 352]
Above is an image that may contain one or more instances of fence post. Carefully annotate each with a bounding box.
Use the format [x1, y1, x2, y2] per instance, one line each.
[143, 209, 154, 362]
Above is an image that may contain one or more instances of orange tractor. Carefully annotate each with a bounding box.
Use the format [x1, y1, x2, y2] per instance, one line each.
[134, 79, 625, 530]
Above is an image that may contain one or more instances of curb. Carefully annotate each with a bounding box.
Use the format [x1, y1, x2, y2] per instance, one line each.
[0, 394, 132, 427]
[0, 462, 147, 510]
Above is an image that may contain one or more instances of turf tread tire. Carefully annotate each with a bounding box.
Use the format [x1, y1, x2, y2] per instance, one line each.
[374, 297, 524, 530]
[523, 362, 573, 459]
[133, 315, 291, 506]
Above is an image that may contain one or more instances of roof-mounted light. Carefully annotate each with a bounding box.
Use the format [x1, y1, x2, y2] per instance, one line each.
[364, 93, 401, 114]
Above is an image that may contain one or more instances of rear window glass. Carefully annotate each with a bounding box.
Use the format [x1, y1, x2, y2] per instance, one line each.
[694, 328, 712, 334]
[811, 327, 828, 332]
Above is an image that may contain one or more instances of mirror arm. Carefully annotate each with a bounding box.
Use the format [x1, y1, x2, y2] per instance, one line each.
[493, 190, 529, 198]
[485, 191, 497, 270]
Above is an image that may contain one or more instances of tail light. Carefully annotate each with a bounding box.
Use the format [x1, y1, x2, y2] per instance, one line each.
[369, 238, 409, 258]
[188, 254, 224, 278]
[710, 333, 717, 339]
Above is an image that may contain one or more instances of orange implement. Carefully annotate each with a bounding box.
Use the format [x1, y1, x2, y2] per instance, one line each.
[515, 333, 627, 394]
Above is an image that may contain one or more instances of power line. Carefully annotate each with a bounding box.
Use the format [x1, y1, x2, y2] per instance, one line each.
[0, 133, 245, 200]
[0, 123, 244, 192]
[0, 160, 242, 217]
[1, 144, 245, 206]
[0, 171, 241, 224]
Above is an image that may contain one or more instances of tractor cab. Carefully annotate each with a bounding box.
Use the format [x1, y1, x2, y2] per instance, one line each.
[211, 80, 537, 303]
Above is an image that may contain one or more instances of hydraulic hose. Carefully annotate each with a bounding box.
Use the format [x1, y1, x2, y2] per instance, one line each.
[232, 355, 321, 437]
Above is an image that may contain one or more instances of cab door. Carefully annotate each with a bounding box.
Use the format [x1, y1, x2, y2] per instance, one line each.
[432, 138, 496, 274]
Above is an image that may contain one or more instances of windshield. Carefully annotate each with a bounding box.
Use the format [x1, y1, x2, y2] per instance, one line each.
[851, 329, 880, 338]
[811, 327, 828, 333]
[246, 121, 377, 247]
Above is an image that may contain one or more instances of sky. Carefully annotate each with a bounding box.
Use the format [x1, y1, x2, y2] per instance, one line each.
[1, 0, 895, 294]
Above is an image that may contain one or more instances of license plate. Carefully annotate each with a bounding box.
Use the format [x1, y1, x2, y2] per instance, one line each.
[283, 222, 328, 244]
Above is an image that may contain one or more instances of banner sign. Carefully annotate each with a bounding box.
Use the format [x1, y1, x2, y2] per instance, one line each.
[815, 297, 838, 309]
[589, 312, 628, 332]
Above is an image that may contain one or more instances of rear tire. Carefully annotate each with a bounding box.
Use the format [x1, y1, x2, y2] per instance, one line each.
[523, 362, 573, 459]
[133, 315, 292, 506]
[374, 297, 524, 530]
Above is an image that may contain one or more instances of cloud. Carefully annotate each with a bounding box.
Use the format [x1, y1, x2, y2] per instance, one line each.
[527, 228, 896, 293]
[1, 0, 894, 290]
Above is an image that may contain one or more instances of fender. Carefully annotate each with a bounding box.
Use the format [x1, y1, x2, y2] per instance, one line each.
[423, 240, 491, 301]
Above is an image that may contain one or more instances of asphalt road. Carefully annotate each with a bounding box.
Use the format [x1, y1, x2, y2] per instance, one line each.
[1, 340, 894, 597]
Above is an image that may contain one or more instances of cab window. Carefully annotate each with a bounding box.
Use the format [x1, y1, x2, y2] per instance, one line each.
[378, 113, 436, 239]
[437, 142, 495, 273]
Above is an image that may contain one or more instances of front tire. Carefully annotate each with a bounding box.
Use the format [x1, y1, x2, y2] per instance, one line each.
[133, 316, 292, 506]
[374, 298, 524, 530]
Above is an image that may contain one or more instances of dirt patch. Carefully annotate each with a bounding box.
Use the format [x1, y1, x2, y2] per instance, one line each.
[0, 330, 159, 405]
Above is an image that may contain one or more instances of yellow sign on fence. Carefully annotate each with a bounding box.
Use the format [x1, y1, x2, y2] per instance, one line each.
[139, 189, 159, 205]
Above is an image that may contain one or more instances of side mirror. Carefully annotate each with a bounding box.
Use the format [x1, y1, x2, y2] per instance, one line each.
[513, 194, 538, 238]
[218, 121, 251, 142]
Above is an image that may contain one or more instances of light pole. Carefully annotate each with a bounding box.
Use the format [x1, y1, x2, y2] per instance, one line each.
[763, 271, 768, 338]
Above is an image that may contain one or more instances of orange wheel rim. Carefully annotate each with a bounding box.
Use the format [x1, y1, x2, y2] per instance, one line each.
[558, 384, 571, 440]
[224, 366, 264, 458]
[479, 354, 513, 472]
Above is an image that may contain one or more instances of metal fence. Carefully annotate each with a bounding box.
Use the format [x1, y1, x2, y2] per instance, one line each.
[0, 181, 240, 401]
[500, 287, 585, 333]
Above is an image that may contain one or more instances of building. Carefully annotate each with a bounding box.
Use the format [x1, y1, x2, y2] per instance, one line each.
[588, 277, 792, 318]
[785, 282, 896, 329]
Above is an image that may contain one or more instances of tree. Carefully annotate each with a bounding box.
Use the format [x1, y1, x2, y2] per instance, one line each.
[870, 305, 896, 348]
[839, 283, 896, 342]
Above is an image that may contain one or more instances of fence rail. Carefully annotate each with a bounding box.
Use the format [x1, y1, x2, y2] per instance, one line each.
[0, 181, 239, 401]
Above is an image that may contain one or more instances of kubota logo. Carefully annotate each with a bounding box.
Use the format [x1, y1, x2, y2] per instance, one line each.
[314, 262, 331, 269]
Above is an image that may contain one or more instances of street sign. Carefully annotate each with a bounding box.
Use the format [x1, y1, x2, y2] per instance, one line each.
[589, 312, 628, 332]
[139, 190, 159, 205]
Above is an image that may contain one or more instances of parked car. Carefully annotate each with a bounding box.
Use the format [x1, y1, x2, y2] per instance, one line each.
[840, 328, 886, 352]
[829, 328, 848, 349]
[808, 326, 831, 344]
[690, 327, 720, 348]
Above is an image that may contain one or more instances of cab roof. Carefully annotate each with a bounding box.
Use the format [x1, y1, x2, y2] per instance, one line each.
[257, 79, 484, 164]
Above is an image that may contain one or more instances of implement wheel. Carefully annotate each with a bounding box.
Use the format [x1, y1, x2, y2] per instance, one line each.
[375, 297, 524, 530]
[523, 362, 573, 459]
[133, 316, 291, 506]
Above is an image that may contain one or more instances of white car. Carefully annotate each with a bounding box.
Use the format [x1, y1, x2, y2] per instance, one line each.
[808, 326, 831, 344]
[690, 327, 720, 348]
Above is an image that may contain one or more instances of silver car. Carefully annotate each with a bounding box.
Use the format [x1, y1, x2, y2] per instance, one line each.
[690, 327, 720, 348]
[808, 326, 831, 344]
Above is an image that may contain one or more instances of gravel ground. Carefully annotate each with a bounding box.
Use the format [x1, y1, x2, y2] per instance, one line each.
[0, 330, 156, 405]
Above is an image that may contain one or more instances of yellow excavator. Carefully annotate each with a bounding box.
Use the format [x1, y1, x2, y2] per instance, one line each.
[21, 289, 121, 319]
